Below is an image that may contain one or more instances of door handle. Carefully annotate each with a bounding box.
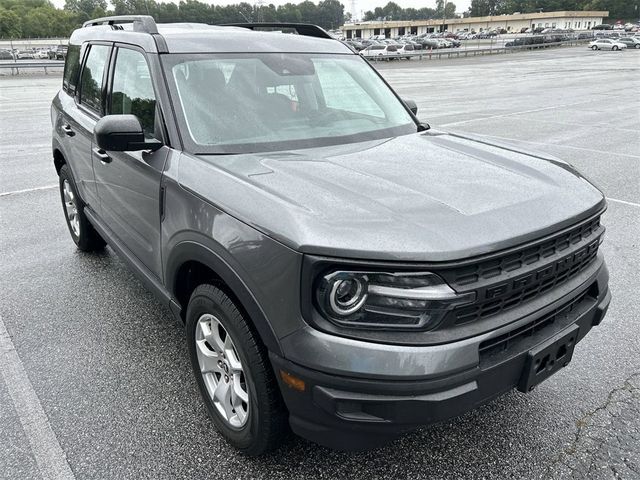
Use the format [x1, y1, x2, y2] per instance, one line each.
[93, 147, 112, 164]
[62, 124, 75, 137]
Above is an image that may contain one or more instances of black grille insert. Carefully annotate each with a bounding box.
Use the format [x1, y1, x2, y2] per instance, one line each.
[447, 216, 602, 326]
[479, 290, 590, 359]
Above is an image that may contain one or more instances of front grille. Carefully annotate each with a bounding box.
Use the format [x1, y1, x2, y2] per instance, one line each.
[479, 290, 590, 359]
[435, 215, 603, 327]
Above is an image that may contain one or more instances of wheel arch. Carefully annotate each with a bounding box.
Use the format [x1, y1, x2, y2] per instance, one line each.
[166, 241, 283, 356]
[53, 147, 66, 175]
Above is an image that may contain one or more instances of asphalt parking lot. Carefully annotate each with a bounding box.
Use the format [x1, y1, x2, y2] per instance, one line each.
[1, 46, 639, 479]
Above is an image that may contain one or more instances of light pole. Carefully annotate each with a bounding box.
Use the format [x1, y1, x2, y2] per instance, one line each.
[442, 0, 447, 33]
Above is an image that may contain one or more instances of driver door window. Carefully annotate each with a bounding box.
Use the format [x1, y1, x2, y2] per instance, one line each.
[110, 48, 157, 138]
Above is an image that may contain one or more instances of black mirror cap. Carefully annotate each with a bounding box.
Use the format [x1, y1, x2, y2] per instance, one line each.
[94, 114, 161, 152]
[403, 98, 418, 115]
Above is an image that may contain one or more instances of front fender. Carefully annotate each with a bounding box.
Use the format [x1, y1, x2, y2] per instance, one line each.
[165, 237, 286, 355]
[162, 177, 305, 357]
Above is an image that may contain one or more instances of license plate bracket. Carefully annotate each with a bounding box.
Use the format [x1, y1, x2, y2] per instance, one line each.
[518, 324, 580, 393]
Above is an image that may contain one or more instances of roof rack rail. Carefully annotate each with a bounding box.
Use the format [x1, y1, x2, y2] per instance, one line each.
[224, 23, 333, 40]
[83, 15, 158, 35]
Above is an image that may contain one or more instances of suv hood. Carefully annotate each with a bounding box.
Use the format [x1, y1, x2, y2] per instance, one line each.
[179, 132, 605, 262]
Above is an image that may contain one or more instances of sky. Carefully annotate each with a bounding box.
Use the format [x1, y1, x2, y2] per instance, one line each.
[50, 1, 473, 17]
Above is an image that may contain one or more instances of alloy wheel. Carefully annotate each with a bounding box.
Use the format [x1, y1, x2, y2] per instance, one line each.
[195, 313, 249, 428]
[62, 179, 80, 237]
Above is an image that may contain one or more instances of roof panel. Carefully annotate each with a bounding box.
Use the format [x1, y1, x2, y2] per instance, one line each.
[69, 22, 352, 55]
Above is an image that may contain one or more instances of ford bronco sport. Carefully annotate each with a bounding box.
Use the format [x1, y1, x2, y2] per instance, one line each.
[52, 16, 611, 455]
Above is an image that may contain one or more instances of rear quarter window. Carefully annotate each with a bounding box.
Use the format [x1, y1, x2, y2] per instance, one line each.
[62, 44, 81, 95]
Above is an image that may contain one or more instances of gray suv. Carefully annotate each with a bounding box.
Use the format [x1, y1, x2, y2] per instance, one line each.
[51, 16, 611, 455]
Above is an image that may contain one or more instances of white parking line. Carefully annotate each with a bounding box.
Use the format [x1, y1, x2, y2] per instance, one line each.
[607, 197, 640, 208]
[447, 133, 640, 160]
[0, 185, 57, 197]
[0, 317, 75, 480]
[440, 99, 594, 127]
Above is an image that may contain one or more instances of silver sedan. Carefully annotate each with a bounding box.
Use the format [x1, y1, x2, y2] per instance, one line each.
[589, 39, 627, 51]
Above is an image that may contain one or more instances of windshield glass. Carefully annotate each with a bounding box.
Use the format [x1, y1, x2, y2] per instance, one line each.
[163, 53, 416, 154]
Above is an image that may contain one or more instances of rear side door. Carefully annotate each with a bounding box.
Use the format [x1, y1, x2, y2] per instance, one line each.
[93, 45, 168, 278]
[58, 43, 111, 207]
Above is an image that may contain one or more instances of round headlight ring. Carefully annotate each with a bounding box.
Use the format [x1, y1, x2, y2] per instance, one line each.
[328, 277, 368, 316]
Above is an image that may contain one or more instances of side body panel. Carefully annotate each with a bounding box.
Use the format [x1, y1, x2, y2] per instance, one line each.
[162, 154, 305, 353]
[53, 88, 100, 207]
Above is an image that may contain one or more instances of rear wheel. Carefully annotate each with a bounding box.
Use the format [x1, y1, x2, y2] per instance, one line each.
[59, 164, 106, 252]
[591, 45, 598, 50]
[613, 45, 619, 51]
[186, 285, 288, 456]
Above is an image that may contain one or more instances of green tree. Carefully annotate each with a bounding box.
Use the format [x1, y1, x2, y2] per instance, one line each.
[64, 0, 107, 18]
[0, 6, 21, 38]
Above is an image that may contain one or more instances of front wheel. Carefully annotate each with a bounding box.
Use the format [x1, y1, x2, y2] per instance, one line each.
[591, 45, 598, 50]
[186, 285, 288, 456]
[612, 45, 619, 51]
[59, 164, 105, 252]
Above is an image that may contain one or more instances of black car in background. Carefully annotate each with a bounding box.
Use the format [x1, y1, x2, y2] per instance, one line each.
[55, 45, 68, 59]
[505, 36, 545, 48]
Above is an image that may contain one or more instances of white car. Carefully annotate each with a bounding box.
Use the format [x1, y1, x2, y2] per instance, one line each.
[589, 39, 627, 51]
[396, 44, 415, 59]
[360, 44, 399, 58]
[33, 50, 49, 59]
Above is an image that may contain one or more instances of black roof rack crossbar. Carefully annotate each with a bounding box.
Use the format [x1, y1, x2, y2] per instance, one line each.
[83, 15, 158, 35]
[223, 23, 333, 40]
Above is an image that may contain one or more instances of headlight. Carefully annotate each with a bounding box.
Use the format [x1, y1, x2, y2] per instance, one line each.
[315, 270, 475, 330]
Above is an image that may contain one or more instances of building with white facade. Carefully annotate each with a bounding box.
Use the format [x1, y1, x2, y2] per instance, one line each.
[341, 11, 609, 38]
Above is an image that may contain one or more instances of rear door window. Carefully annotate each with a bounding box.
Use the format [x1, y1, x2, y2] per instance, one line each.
[79, 44, 110, 114]
[62, 44, 81, 94]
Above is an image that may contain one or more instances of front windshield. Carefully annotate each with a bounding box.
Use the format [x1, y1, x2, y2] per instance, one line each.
[163, 53, 416, 154]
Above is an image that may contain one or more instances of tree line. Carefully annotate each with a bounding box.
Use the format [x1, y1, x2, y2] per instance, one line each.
[0, 0, 345, 39]
[362, 1, 457, 22]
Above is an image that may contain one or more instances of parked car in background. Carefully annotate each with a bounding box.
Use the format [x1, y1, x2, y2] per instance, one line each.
[617, 37, 640, 48]
[360, 44, 398, 58]
[16, 50, 35, 59]
[592, 24, 613, 30]
[589, 39, 627, 50]
[396, 43, 414, 59]
[420, 38, 440, 49]
[345, 40, 365, 51]
[436, 38, 452, 48]
[55, 45, 68, 59]
[506, 36, 544, 48]
[0, 49, 14, 60]
[33, 49, 49, 59]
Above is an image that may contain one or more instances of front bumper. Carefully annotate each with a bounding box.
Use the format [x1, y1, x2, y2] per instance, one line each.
[271, 260, 610, 450]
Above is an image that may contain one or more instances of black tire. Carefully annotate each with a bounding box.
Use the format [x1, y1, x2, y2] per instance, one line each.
[591, 45, 598, 50]
[58, 164, 106, 252]
[186, 284, 288, 456]
[635, 44, 640, 49]
[613, 45, 618, 51]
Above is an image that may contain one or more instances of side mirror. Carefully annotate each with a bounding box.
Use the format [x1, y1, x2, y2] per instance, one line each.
[403, 98, 418, 115]
[94, 114, 161, 152]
